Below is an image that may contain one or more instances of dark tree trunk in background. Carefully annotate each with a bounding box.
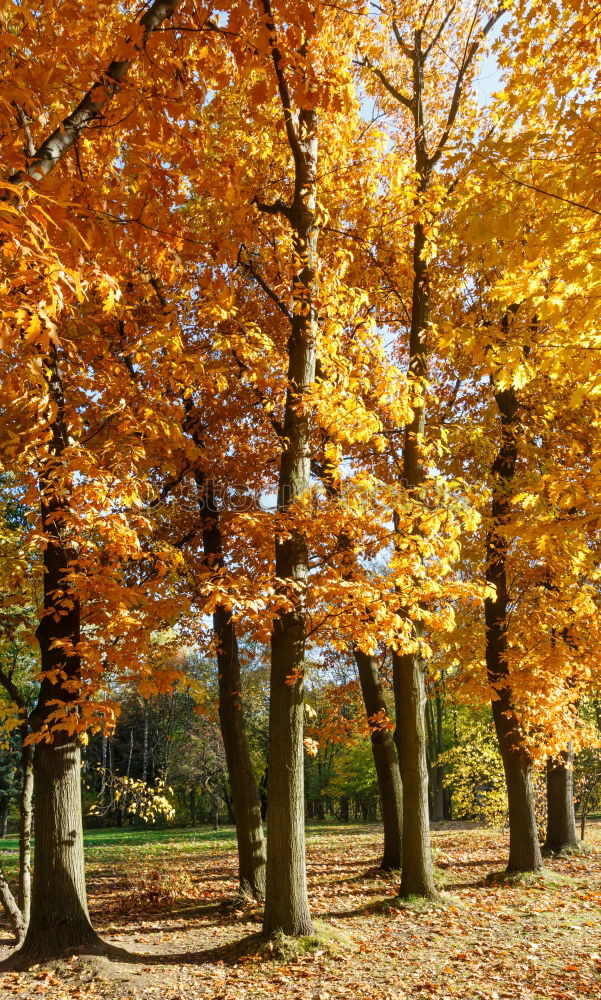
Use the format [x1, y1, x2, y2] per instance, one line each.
[213, 598, 266, 899]
[0, 801, 8, 838]
[259, 771, 268, 821]
[119, 730, 134, 827]
[425, 692, 445, 822]
[545, 747, 579, 853]
[355, 650, 402, 869]
[18, 734, 33, 927]
[486, 379, 542, 873]
[8, 352, 102, 967]
[195, 475, 266, 901]
[142, 708, 149, 784]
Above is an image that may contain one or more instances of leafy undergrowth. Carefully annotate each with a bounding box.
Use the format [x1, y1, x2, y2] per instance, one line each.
[1, 822, 600, 999]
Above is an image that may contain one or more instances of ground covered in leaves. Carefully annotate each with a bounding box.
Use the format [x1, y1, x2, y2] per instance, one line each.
[0, 822, 600, 1000]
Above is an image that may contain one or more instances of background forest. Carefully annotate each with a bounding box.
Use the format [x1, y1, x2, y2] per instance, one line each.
[1, 0, 601, 995]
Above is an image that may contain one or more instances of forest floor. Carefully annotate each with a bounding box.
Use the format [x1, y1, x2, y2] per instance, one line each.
[0, 821, 600, 1000]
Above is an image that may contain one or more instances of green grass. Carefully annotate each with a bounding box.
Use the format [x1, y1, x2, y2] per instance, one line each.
[0, 822, 378, 882]
[0, 824, 241, 882]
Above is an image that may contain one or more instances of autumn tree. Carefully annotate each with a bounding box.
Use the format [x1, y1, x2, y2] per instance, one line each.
[356, 0, 508, 899]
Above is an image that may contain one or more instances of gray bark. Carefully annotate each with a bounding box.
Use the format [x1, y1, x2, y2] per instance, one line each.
[0, 864, 25, 942]
[391, 31, 438, 902]
[364, 0, 507, 905]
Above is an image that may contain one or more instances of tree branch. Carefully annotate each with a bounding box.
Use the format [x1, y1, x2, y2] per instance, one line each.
[424, 3, 457, 58]
[4, 0, 183, 196]
[357, 55, 414, 111]
[237, 247, 292, 321]
[252, 194, 291, 220]
[260, 0, 303, 167]
[231, 349, 284, 438]
[428, 4, 508, 170]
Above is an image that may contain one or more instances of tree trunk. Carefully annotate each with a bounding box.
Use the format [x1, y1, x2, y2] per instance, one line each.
[0, 863, 25, 942]
[142, 708, 149, 784]
[8, 351, 101, 966]
[120, 729, 134, 827]
[355, 650, 402, 870]
[393, 648, 438, 898]
[486, 379, 542, 873]
[18, 735, 33, 927]
[194, 474, 267, 900]
[0, 800, 8, 838]
[545, 747, 579, 853]
[389, 30, 439, 902]
[261, 3, 317, 937]
[259, 771, 268, 821]
[100, 736, 107, 805]
[425, 693, 445, 822]
[14, 737, 98, 962]
[214, 606, 266, 897]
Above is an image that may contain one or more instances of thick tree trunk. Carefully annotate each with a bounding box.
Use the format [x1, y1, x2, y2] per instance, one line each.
[545, 747, 579, 853]
[15, 737, 98, 961]
[262, 37, 318, 929]
[393, 648, 438, 898]
[8, 352, 101, 967]
[18, 735, 33, 926]
[355, 650, 402, 870]
[486, 381, 542, 873]
[389, 30, 439, 902]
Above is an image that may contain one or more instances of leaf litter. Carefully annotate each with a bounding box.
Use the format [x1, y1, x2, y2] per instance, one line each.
[0, 822, 599, 1000]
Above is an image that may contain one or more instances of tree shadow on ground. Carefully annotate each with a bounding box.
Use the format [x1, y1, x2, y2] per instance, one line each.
[436, 858, 506, 869]
[106, 931, 269, 966]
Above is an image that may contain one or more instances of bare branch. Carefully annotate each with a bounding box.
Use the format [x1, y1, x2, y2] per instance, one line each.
[231, 349, 284, 438]
[391, 20, 414, 59]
